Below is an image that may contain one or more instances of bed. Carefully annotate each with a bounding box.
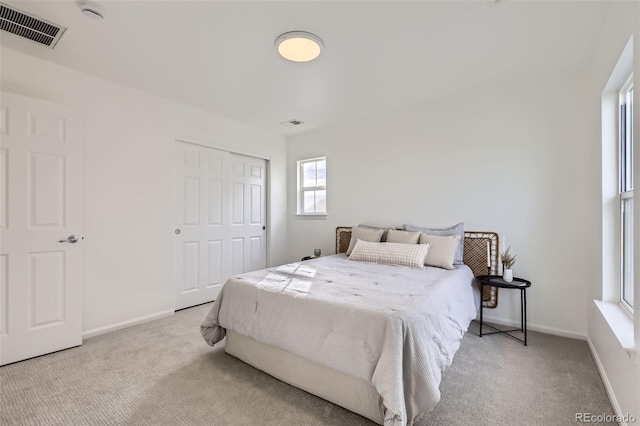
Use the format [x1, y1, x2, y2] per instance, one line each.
[201, 227, 499, 425]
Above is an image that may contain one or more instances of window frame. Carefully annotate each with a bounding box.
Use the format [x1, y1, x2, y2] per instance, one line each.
[618, 74, 634, 315]
[296, 156, 327, 216]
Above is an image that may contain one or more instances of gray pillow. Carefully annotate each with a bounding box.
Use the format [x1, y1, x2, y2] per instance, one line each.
[403, 222, 464, 265]
[346, 226, 384, 255]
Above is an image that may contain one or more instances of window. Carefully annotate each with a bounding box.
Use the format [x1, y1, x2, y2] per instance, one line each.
[297, 157, 326, 215]
[619, 74, 633, 313]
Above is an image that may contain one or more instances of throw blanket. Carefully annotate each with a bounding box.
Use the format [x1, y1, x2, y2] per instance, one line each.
[201, 255, 479, 425]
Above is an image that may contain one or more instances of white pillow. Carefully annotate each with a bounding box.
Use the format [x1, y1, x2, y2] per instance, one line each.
[346, 226, 385, 255]
[419, 234, 461, 270]
[386, 229, 421, 244]
[348, 240, 431, 269]
[358, 224, 391, 242]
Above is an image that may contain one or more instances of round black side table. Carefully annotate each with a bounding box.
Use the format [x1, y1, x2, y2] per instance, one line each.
[475, 275, 532, 346]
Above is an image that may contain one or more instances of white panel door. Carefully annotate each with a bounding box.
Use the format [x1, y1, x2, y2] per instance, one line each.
[175, 143, 266, 310]
[0, 92, 83, 366]
[229, 153, 267, 274]
[175, 142, 230, 309]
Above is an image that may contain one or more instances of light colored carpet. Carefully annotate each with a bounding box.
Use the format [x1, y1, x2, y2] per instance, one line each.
[1, 303, 613, 426]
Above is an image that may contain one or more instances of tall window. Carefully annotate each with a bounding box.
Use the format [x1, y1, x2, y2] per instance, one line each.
[619, 74, 634, 313]
[297, 157, 326, 215]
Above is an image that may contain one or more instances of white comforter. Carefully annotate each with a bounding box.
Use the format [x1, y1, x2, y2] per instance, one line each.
[201, 255, 479, 425]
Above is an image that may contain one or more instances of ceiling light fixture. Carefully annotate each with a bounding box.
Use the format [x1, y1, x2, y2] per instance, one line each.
[275, 31, 323, 63]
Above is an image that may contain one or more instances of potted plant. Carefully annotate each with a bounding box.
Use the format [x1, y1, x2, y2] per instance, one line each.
[500, 247, 517, 283]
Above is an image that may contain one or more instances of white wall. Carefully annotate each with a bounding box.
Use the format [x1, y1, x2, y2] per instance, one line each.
[0, 47, 288, 334]
[288, 69, 592, 338]
[586, 1, 639, 421]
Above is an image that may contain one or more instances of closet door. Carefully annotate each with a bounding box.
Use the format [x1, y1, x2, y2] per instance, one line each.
[229, 153, 267, 275]
[174, 142, 266, 310]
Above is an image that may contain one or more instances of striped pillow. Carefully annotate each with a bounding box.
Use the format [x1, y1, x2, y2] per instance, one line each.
[348, 240, 431, 269]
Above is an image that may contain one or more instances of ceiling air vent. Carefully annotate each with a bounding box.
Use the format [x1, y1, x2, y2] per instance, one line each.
[280, 119, 305, 127]
[0, 2, 66, 48]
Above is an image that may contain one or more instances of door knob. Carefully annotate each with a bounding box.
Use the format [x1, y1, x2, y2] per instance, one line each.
[59, 235, 79, 244]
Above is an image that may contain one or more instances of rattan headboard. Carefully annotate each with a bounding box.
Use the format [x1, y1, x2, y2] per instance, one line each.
[335, 226, 500, 308]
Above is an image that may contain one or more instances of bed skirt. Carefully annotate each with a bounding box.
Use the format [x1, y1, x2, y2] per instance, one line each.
[225, 330, 385, 424]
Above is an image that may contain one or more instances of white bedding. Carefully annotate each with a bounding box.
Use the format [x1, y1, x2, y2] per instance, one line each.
[201, 254, 480, 425]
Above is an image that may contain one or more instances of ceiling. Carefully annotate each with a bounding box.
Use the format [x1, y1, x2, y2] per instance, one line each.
[0, 1, 608, 136]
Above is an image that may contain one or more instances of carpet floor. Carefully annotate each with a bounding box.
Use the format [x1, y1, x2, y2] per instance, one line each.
[1, 303, 613, 426]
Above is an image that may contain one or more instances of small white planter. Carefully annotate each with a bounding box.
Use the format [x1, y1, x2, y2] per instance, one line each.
[503, 269, 513, 283]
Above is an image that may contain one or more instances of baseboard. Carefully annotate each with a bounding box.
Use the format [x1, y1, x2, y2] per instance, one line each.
[82, 309, 175, 339]
[587, 337, 628, 426]
[480, 315, 586, 340]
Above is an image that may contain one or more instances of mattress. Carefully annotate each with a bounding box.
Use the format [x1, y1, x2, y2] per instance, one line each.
[202, 254, 479, 425]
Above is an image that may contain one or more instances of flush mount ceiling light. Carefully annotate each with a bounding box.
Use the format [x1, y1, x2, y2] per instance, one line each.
[275, 31, 323, 62]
